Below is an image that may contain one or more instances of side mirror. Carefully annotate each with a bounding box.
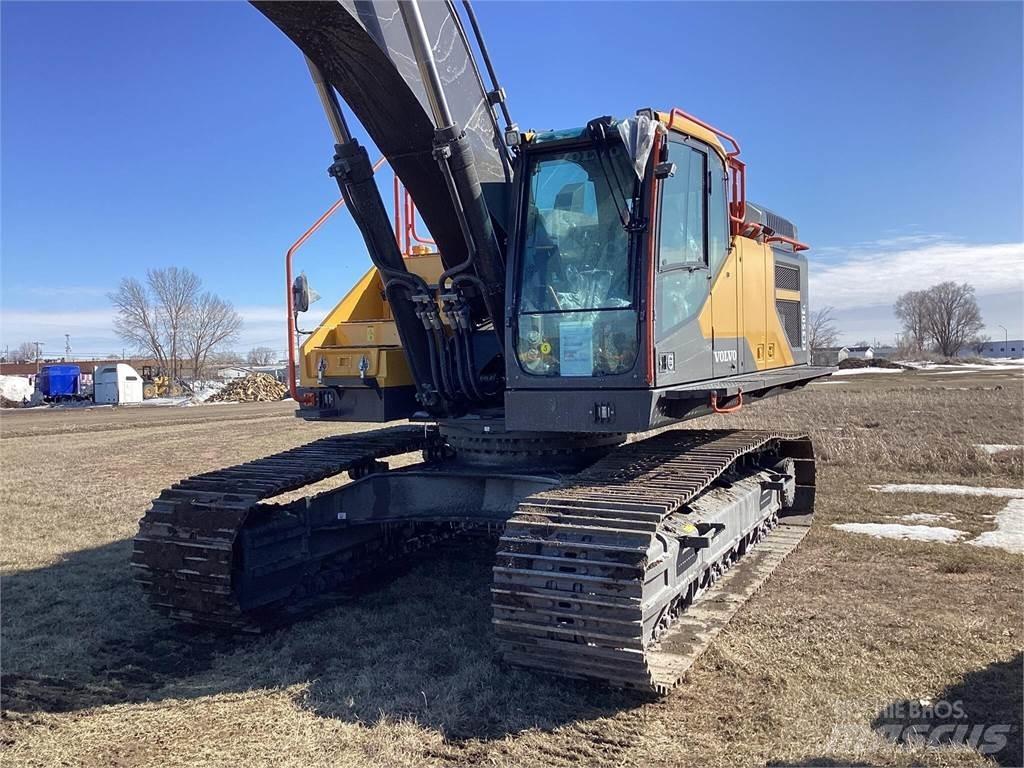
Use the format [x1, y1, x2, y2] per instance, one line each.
[654, 161, 677, 180]
[292, 273, 319, 313]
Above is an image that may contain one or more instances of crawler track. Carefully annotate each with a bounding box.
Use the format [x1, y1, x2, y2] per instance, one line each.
[132, 425, 433, 630]
[492, 429, 815, 692]
[134, 425, 815, 693]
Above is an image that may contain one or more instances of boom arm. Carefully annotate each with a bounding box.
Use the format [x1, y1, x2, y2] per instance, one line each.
[254, 0, 515, 408]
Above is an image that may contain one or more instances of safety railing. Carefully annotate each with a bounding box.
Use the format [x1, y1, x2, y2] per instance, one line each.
[666, 106, 747, 235]
[285, 156, 389, 400]
[393, 177, 437, 255]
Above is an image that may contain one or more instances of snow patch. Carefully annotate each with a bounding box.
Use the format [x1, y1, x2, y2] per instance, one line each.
[968, 499, 1024, 554]
[189, 380, 225, 403]
[0, 375, 33, 402]
[975, 444, 1023, 455]
[896, 359, 1024, 371]
[872, 483, 1024, 554]
[832, 523, 966, 543]
[871, 484, 1024, 498]
[139, 396, 191, 407]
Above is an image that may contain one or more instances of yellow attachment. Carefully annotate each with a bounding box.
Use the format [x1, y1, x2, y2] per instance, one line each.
[299, 252, 444, 387]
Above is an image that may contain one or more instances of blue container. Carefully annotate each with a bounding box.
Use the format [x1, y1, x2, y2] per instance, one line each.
[38, 364, 81, 398]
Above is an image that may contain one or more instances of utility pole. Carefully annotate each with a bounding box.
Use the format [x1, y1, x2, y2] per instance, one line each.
[997, 325, 1008, 356]
[33, 341, 44, 373]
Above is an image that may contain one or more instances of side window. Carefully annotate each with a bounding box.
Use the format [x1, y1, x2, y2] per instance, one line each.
[708, 152, 730, 274]
[659, 143, 706, 269]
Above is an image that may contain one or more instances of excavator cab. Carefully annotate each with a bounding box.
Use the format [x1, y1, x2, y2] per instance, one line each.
[503, 112, 820, 432]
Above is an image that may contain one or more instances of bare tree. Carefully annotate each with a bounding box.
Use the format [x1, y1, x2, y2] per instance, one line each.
[111, 275, 169, 373]
[148, 267, 200, 379]
[246, 346, 277, 366]
[894, 290, 930, 352]
[183, 292, 242, 380]
[14, 342, 38, 363]
[971, 335, 991, 355]
[807, 306, 839, 352]
[111, 268, 239, 380]
[923, 281, 984, 357]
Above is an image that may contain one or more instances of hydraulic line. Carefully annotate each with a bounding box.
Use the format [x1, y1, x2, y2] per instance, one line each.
[398, 0, 507, 350]
[303, 57, 465, 410]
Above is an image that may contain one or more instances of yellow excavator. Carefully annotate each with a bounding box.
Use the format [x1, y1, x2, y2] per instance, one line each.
[133, 0, 831, 692]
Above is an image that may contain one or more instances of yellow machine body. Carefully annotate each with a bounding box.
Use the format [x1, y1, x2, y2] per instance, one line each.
[298, 252, 442, 389]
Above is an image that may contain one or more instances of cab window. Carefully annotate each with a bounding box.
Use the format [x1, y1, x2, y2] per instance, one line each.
[708, 152, 730, 273]
[659, 143, 706, 269]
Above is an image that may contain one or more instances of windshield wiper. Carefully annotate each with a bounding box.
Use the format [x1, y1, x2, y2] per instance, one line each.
[587, 118, 643, 233]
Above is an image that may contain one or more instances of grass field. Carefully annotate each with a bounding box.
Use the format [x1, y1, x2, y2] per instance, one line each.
[2, 368, 1022, 767]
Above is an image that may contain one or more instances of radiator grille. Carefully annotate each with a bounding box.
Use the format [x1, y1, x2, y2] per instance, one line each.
[777, 299, 802, 347]
[775, 263, 801, 292]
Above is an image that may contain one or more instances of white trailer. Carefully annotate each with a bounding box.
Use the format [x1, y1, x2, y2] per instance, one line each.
[93, 363, 144, 405]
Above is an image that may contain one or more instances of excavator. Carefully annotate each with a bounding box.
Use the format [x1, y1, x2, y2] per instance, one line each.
[133, 0, 832, 692]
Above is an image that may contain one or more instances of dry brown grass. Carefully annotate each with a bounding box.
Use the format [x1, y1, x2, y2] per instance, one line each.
[1, 370, 1022, 767]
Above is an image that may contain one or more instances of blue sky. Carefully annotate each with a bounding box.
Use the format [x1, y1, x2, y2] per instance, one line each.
[2, 0, 1022, 357]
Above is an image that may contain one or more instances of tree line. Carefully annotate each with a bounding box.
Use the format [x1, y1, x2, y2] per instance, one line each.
[109, 267, 242, 380]
[807, 280, 987, 358]
[894, 281, 984, 357]
[106, 267, 286, 378]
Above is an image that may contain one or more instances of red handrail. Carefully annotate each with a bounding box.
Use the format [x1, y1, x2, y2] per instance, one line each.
[666, 106, 747, 234]
[765, 233, 810, 252]
[393, 177, 437, 254]
[710, 389, 743, 414]
[667, 106, 741, 158]
[286, 156, 387, 400]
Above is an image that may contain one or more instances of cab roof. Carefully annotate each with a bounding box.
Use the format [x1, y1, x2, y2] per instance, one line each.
[527, 111, 729, 160]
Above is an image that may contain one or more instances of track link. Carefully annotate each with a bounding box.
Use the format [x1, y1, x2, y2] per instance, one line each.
[492, 429, 815, 692]
[131, 425, 432, 630]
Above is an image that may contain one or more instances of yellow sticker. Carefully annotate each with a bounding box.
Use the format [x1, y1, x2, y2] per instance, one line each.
[540, 341, 552, 354]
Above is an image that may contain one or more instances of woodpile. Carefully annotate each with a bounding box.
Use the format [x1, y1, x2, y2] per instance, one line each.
[207, 373, 288, 403]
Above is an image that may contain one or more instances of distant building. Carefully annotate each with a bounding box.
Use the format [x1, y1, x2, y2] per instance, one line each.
[811, 346, 874, 366]
[972, 340, 1024, 359]
[218, 366, 251, 380]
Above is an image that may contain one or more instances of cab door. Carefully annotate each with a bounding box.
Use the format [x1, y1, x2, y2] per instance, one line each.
[707, 153, 739, 377]
[655, 138, 711, 384]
